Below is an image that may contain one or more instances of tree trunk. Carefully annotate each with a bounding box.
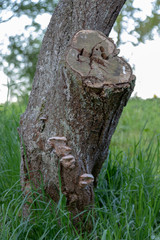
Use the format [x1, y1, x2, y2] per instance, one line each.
[19, 0, 135, 217]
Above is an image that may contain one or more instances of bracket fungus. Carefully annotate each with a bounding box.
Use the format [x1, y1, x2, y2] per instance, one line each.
[48, 136, 69, 156]
[40, 116, 47, 121]
[48, 136, 75, 168]
[79, 173, 94, 188]
[60, 155, 76, 169]
[48, 136, 67, 147]
[59, 146, 72, 157]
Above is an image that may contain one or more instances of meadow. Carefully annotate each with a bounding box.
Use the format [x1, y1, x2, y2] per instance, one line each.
[0, 97, 160, 240]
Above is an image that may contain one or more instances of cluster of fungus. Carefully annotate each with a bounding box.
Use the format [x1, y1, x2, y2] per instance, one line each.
[48, 136, 94, 188]
[48, 136, 75, 169]
[79, 173, 94, 188]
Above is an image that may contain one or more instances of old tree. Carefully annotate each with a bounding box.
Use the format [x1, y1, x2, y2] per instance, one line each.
[19, 0, 135, 217]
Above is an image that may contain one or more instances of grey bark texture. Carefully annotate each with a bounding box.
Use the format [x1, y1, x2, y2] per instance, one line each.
[19, 0, 135, 217]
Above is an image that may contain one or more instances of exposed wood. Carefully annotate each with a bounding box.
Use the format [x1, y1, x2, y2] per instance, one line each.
[66, 30, 131, 87]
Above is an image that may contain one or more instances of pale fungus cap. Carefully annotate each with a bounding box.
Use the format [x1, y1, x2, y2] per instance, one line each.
[79, 173, 94, 188]
[47, 136, 72, 157]
[60, 155, 76, 169]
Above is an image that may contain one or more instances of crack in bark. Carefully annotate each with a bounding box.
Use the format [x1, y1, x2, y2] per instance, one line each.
[82, 0, 87, 29]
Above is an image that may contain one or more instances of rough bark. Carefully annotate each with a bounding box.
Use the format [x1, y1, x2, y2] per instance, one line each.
[19, 0, 135, 217]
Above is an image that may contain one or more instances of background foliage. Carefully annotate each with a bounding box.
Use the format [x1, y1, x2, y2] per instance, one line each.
[0, 0, 159, 100]
[0, 0, 57, 100]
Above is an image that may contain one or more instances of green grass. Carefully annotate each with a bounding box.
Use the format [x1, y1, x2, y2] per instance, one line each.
[0, 98, 160, 239]
[111, 97, 160, 153]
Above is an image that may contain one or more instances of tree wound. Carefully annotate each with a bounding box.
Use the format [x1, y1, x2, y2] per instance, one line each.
[66, 30, 132, 89]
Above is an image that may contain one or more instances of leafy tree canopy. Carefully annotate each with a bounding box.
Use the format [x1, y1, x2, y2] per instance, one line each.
[115, 0, 160, 45]
[0, 0, 159, 100]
